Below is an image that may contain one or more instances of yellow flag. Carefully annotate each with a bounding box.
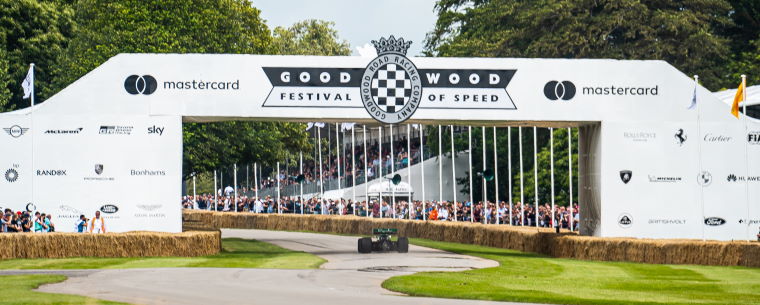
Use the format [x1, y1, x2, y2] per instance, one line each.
[731, 81, 745, 118]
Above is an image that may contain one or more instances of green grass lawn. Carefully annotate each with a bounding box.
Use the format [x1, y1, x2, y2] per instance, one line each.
[383, 238, 760, 305]
[0, 274, 127, 305]
[0, 238, 325, 270]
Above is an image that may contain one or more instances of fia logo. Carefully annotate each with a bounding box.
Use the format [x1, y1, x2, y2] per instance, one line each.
[674, 128, 687, 146]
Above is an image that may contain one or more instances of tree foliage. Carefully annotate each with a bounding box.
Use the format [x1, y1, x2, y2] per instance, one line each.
[0, 0, 74, 111]
[425, 0, 735, 90]
[273, 19, 351, 56]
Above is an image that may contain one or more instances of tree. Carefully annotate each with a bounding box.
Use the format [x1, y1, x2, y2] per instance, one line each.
[426, 0, 734, 90]
[272, 20, 351, 56]
[0, 0, 75, 111]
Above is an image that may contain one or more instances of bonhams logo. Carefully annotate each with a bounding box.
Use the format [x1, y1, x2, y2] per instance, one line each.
[125, 75, 157, 95]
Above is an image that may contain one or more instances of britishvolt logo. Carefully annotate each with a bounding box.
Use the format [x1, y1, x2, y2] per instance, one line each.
[543, 81, 576, 100]
[124, 75, 157, 95]
[3, 125, 29, 138]
[262, 35, 517, 123]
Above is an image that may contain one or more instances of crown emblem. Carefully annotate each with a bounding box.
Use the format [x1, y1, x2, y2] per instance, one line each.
[371, 36, 412, 56]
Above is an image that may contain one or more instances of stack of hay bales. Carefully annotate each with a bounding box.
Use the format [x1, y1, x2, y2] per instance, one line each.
[0, 231, 220, 259]
[183, 210, 760, 268]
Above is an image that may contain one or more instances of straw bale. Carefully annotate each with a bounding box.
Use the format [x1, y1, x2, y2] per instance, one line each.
[0, 230, 220, 259]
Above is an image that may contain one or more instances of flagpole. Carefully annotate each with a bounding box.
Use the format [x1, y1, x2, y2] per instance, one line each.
[318, 127, 324, 209]
[568, 128, 574, 232]
[741, 74, 751, 241]
[420, 124, 426, 220]
[494, 127, 499, 225]
[508, 126, 513, 225]
[451, 125, 457, 221]
[29, 63, 35, 215]
[519, 127, 524, 226]
[692, 75, 705, 240]
[533, 126, 539, 227]
[438, 125, 443, 204]
[468, 126, 473, 222]
[550, 128, 555, 229]
[408, 124, 413, 219]
[351, 126, 356, 215]
[362, 125, 371, 217]
[482, 126, 487, 224]
[390, 124, 395, 218]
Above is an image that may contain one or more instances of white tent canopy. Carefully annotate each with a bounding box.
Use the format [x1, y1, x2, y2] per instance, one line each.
[714, 84, 760, 106]
[367, 181, 413, 196]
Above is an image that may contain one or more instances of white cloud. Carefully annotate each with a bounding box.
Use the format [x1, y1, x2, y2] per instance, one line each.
[355, 43, 377, 58]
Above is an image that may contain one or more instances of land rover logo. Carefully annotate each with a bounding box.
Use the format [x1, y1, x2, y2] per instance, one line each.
[100, 204, 119, 214]
[360, 36, 422, 124]
[619, 170, 632, 184]
[618, 213, 633, 228]
[704, 217, 725, 226]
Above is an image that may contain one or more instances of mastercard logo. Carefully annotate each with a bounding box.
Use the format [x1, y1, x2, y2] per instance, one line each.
[124, 75, 157, 95]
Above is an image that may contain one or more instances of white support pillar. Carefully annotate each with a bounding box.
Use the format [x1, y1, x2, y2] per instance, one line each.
[213, 170, 218, 211]
[318, 128, 324, 207]
[519, 127, 524, 226]
[363, 125, 369, 218]
[336, 123, 341, 190]
[420, 124, 426, 220]
[276, 162, 281, 214]
[533, 126, 538, 227]
[352, 126, 356, 215]
[494, 126, 499, 225]
[468, 126, 473, 222]
[234, 164, 238, 213]
[482, 126, 487, 224]
[407, 124, 413, 219]
[451, 125, 457, 221]
[254, 163, 258, 200]
[550, 128, 555, 229]
[568, 127, 574, 232]
[438, 125, 443, 204]
[300, 151, 304, 215]
[379, 126, 383, 218]
[390, 124, 395, 218]
[508, 127, 512, 225]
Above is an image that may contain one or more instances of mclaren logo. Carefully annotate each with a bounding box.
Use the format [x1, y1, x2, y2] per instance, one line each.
[124, 75, 157, 95]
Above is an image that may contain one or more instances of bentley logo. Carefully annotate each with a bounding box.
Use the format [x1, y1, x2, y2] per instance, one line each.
[95, 164, 104, 175]
[619, 170, 632, 184]
[360, 36, 422, 124]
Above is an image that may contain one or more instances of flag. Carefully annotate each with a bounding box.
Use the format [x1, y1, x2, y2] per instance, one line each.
[687, 83, 697, 110]
[305, 122, 326, 131]
[21, 65, 33, 99]
[731, 81, 745, 118]
[341, 122, 355, 131]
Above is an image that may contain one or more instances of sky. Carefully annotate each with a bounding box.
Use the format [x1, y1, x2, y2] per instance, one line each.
[252, 0, 439, 56]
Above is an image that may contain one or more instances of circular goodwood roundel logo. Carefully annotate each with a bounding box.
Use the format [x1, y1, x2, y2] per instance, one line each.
[124, 75, 157, 95]
[360, 36, 422, 124]
[5, 168, 18, 182]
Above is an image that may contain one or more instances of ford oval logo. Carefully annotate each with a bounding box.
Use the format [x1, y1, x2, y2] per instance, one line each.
[704, 217, 726, 226]
[100, 204, 119, 214]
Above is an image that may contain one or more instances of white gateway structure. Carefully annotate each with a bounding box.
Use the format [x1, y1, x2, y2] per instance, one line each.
[0, 47, 757, 239]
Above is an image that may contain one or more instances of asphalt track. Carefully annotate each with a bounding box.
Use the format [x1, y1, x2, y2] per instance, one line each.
[18, 229, 538, 305]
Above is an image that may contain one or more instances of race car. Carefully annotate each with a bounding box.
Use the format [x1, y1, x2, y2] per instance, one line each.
[357, 228, 409, 253]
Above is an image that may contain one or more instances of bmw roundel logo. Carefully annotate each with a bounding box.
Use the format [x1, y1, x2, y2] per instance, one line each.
[544, 80, 576, 100]
[124, 75, 157, 95]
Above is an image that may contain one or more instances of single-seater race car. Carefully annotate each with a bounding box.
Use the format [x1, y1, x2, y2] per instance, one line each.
[357, 228, 409, 253]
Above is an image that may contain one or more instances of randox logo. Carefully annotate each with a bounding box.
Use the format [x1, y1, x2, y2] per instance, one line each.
[674, 128, 687, 146]
[543, 80, 576, 100]
[99, 204, 119, 214]
[124, 75, 157, 95]
[3, 125, 29, 138]
[36, 169, 67, 176]
[618, 213, 633, 228]
[619, 170, 632, 184]
[704, 217, 726, 226]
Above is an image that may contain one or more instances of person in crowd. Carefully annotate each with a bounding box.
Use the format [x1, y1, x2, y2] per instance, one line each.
[45, 214, 54, 232]
[76, 215, 88, 233]
[90, 211, 106, 234]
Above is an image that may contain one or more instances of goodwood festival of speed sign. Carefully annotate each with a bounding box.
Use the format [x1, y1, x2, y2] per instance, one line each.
[262, 36, 518, 124]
